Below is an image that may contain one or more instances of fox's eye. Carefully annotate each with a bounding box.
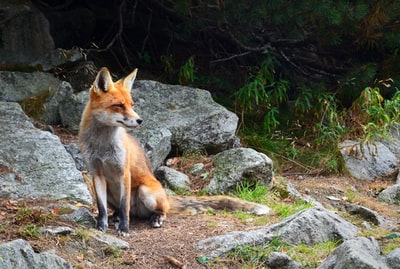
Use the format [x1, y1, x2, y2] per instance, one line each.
[112, 104, 124, 109]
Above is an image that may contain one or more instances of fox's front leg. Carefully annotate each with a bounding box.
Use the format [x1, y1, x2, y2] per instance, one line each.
[93, 175, 108, 232]
[116, 171, 131, 236]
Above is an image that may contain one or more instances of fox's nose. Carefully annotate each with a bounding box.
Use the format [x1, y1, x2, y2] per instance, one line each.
[136, 118, 143, 125]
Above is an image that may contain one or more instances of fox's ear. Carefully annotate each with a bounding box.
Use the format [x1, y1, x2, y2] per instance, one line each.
[122, 68, 138, 91]
[94, 67, 113, 93]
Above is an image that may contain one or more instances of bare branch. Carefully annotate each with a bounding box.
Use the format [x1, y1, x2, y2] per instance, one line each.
[279, 49, 309, 76]
[210, 51, 251, 64]
[141, 7, 153, 53]
[224, 27, 270, 52]
[86, 0, 126, 53]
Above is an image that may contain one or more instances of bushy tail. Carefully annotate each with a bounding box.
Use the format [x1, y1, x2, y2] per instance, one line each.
[168, 195, 271, 216]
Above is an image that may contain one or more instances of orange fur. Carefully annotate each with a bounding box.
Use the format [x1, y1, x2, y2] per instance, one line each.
[79, 67, 270, 235]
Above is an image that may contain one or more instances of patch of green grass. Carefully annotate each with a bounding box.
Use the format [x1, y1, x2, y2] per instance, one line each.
[289, 240, 339, 267]
[17, 224, 39, 239]
[272, 199, 313, 218]
[14, 206, 53, 225]
[75, 229, 91, 243]
[359, 227, 400, 254]
[230, 211, 256, 224]
[234, 179, 312, 220]
[234, 180, 272, 205]
[104, 246, 122, 258]
[345, 187, 360, 203]
[220, 238, 339, 269]
[382, 237, 400, 254]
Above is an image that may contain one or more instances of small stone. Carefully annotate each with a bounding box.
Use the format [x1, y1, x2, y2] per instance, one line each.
[39, 226, 73, 236]
[190, 163, 204, 175]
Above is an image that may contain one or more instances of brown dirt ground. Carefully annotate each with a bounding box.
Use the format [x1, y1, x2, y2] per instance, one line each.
[0, 126, 399, 269]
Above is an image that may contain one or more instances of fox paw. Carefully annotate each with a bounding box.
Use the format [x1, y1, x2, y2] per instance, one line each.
[115, 221, 130, 237]
[117, 229, 130, 237]
[96, 221, 108, 232]
[150, 214, 164, 228]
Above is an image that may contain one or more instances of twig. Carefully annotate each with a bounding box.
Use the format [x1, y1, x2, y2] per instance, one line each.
[278, 49, 309, 76]
[163, 255, 187, 269]
[210, 51, 251, 64]
[223, 24, 269, 52]
[87, 0, 126, 53]
[141, 7, 153, 53]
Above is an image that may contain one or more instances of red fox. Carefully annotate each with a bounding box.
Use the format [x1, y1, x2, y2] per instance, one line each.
[79, 67, 270, 236]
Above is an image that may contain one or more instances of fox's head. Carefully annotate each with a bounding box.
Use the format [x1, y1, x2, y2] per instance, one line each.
[89, 67, 143, 129]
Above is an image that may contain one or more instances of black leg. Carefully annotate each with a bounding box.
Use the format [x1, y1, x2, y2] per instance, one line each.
[96, 200, 108, 232]
[117, 196, 129, 235]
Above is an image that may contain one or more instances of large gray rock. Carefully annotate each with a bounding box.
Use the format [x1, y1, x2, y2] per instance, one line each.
[132, 127, 172, 171]
[0, 239, 72, 269]
[317, 237, 389, 269]
[0, 1, 81, 70]
[0, 71, 73, 124]
[0, 102, 92, 204]
[378, 184, 400, 204]
[196, 206, 357, 258]
[386, 248, 400, 269]
[205, 147, 273, 194]
[0, 1, 54, 66]
[132, 80, 240, 153]
[379, 123, 400, 158]
[339, 140, 398, 180]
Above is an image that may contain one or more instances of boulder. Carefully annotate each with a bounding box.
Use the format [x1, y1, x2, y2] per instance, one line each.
[0, 1, 54, 66]
[0, 71, 73, 124]
[0, 239, 72, 269]
[131, 80, 240, 153]
[0, 1, 81, 70]
[205, 147, 273, 194]
[378, 184, 400, 204]
[386, 248, 400, 269]
[155, 166, 191, 191]
[0, 102, 92, 204]
[344, 203, 387, 226]
[379, 123, 400, 158]
[265, 252, 301, 269]
[317, 237, 389, 269]
[339, 140, 398, 180]
[133, 127, 172, 171]
[196, 206, 357, 258]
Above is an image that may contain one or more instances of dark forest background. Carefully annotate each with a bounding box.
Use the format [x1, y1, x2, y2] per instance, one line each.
[33, 0, 400, 174]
